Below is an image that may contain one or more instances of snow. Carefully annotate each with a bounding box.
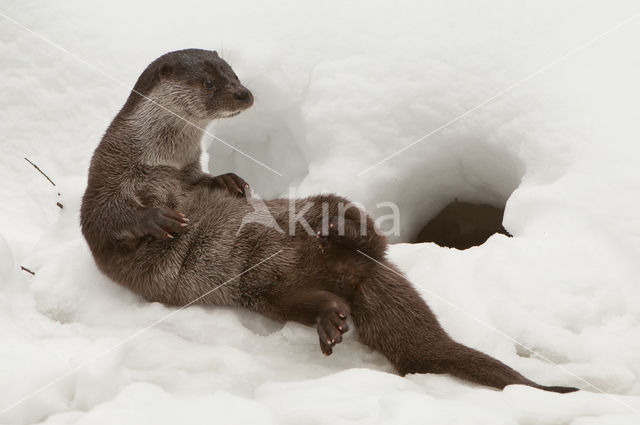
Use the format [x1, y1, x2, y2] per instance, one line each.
[2, 0, 640, 423]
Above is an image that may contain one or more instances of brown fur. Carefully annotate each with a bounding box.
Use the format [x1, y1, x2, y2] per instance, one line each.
[80, 49, 577, 393]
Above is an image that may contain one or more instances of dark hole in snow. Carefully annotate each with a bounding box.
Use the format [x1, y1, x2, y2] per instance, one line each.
[370, 139, 524, 244]
[414, 200, 512, 249]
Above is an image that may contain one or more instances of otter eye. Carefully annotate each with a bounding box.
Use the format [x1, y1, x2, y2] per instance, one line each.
[203, 79, 214, 90]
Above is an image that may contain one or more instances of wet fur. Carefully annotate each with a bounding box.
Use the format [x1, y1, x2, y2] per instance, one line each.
[81, 49, 577, 393]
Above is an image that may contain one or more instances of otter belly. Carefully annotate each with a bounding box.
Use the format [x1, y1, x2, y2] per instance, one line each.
[109, 189, 257, 305]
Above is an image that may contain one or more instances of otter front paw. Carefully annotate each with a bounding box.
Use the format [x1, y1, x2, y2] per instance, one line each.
[209, 173, 251, 198]
[316, 301, 350, 356]
[140, 207, 188, 240]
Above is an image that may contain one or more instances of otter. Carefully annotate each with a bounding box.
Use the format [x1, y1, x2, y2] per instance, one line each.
[80, 49, 577, 393]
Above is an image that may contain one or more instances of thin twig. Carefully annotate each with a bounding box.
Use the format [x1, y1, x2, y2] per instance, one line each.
[20, 266, 35, 275]
[24, 157, 56, 186]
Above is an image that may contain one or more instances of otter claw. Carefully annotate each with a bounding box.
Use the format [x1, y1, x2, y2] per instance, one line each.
[141, 207, 188, 240]
[209, 172, 251, 198]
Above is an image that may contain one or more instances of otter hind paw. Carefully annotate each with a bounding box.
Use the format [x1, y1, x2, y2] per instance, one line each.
[316, 216, 363, 249]
[316, 303, 350, 356]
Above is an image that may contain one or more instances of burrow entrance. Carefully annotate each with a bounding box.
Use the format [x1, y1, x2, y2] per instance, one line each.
[414, 200, 511, 249]
[409, 141, 522, 249]
[372, 139, 524, 249]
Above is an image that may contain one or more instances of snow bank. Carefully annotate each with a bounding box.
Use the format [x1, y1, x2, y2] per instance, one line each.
[1, 0, 640, 423]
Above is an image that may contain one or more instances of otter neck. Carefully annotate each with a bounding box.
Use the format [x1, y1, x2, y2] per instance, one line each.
[131, 101, 211, 169]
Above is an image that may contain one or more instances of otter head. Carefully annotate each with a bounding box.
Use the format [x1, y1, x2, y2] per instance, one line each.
[128, 48, 254, 122]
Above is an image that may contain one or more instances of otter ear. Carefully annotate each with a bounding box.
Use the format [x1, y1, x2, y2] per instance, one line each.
[212, 51, 219, 57]
[159, 64, 174, 78]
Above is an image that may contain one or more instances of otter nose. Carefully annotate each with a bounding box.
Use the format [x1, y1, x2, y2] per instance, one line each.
[233, 89, 251, 102]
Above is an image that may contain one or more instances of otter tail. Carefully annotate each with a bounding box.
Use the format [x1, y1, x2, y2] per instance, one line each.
[349, 263, 578, 394]
[433, 341, 578, 393]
